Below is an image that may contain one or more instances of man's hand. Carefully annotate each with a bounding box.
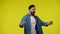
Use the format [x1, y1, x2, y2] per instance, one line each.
[47, 21, 53, 25]
[21, 21, 26, 26]
[20, 21, 26, 28]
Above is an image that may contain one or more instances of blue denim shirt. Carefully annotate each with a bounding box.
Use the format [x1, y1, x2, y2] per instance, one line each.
[19, 13, 48, 34]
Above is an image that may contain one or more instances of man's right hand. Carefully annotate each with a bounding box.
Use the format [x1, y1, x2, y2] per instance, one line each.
[19, 21, 26, 28]
[21, 21, 26, 26]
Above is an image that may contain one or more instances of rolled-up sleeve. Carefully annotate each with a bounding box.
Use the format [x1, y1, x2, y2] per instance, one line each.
[19, 16, 26, 28]
[40, 21, 48, 26]
[37, 16, 48, 26]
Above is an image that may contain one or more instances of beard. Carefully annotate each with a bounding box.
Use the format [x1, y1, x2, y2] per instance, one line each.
[31, 12, 35, 16]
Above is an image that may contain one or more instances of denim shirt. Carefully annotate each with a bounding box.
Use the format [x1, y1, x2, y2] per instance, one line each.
[19, 13, 48, 34]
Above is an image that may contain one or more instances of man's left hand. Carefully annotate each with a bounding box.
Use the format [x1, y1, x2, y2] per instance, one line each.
[47, 21, 53, 25]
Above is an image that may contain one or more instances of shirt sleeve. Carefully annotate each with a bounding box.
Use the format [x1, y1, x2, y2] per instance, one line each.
[37, 16, 48, 26]
[40, 21, 48, 26]
[19, 16, 26, 28]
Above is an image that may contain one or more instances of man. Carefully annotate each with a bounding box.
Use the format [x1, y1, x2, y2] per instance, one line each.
[19, 5, 53, 34]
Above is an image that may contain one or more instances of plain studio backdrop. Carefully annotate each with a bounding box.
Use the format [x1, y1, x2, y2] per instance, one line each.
[0, 0, 60, 34]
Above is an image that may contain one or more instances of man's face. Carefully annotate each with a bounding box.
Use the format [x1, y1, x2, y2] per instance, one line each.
[29, 7, 36, 15]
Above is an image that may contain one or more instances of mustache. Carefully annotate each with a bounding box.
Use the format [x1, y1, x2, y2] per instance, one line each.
[31, 12, 35, 15]
[32, 11, 35, 13]
[31, 12, 35, 14]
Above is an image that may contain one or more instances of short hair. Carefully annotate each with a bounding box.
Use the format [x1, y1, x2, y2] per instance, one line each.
[28, 5, 35, 10]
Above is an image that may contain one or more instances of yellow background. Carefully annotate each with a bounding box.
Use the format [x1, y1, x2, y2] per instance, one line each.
[0, 0, 60, 34]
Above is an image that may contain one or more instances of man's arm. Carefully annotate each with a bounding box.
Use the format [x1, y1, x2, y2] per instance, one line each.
[40, 21, 53, 26]
[19, 21, 26, 28]
[19, 16, 26, 28]
[37, 16, 53, 26]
